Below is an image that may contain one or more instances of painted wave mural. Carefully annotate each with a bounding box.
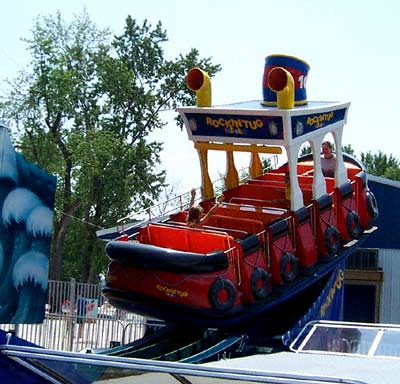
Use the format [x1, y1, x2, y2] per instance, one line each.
[0, 124, 56, 324]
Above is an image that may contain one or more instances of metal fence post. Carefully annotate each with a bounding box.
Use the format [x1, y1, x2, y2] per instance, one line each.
[68, 278, 76, 351]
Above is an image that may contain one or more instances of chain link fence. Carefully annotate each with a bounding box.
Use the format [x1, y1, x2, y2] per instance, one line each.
[0, 279, 152, 352]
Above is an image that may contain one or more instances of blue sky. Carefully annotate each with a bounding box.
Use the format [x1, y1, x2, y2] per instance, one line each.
[1, 0, 399, 192]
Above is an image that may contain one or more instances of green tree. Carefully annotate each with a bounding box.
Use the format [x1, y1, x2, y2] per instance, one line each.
[300, 145, 312, 156]
[299, 143, 355, 156]
[361, 151, 400, 181]
[342, 144, 355, 156]
[0, 11, 221, 282]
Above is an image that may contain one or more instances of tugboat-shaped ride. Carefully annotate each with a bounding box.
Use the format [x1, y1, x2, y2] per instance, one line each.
[101, 55, 378, 328]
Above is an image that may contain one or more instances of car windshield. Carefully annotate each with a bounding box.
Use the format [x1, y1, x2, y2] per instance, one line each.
[291, 320, 400, 358]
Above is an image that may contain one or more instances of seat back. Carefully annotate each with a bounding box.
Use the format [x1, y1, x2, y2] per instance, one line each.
[214, 203, 286, 225]
[292, 207, 318, 271]
[207, 214, 265, 234]
[138, 223, 235, 254]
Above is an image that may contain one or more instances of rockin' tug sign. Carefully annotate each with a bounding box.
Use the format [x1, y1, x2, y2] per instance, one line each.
[178, 54, 350, 212]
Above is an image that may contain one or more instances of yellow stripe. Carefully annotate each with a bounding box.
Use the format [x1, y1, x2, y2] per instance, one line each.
[194, 142, 282, 154]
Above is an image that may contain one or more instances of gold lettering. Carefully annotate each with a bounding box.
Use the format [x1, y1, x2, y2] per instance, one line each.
[242, 120, 252, 129]
[156, 284, 188, 298]
[205, 116, 265, 131]
[306, 111, 335, 129]
[319, 269, 344, 317]
[235, 120, 243, 129]
[225, 119, 233, 129]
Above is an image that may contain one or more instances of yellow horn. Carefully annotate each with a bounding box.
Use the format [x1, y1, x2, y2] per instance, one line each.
[186, 67, 212, 107]
[267, 67, 294, 109]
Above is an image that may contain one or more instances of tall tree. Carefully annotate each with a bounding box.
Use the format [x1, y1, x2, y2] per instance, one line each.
[361, 151, 400, 181]
[0, 11, 221, 282]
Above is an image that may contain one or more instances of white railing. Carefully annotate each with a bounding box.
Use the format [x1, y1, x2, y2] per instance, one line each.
[0, 279, 155, 352]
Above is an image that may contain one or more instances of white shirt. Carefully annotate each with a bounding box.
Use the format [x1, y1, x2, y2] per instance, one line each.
[321, 155, 336, 177]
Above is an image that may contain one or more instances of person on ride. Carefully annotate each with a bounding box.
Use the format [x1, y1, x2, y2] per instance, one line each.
[187, 188, 224, 228]
[321, 140, 336, 177]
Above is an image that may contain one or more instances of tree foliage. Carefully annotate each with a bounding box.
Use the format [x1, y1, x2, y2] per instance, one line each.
[299, 143, 355, 156]
[361, 151, 400, 180]
[0, 10, 221, 282]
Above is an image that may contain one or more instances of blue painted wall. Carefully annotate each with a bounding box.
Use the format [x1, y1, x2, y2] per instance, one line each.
[363, 176, 400, 249]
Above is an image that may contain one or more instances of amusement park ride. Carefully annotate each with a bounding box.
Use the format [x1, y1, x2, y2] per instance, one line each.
[1, 54, 384, 383]
[101, 54, 378, 329]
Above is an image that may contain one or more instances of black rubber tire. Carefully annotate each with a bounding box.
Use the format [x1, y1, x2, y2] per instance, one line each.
[346, 211, 363, 239]
[325, 225, 342, 255]
[366, 191, 379, 218]
[250, 268, 271, 300]
[209, 278, 236, 311]
[280, 252, 299, 283]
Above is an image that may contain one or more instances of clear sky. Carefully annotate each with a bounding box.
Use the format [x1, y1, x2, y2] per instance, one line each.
[1, 0, 399, 193]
